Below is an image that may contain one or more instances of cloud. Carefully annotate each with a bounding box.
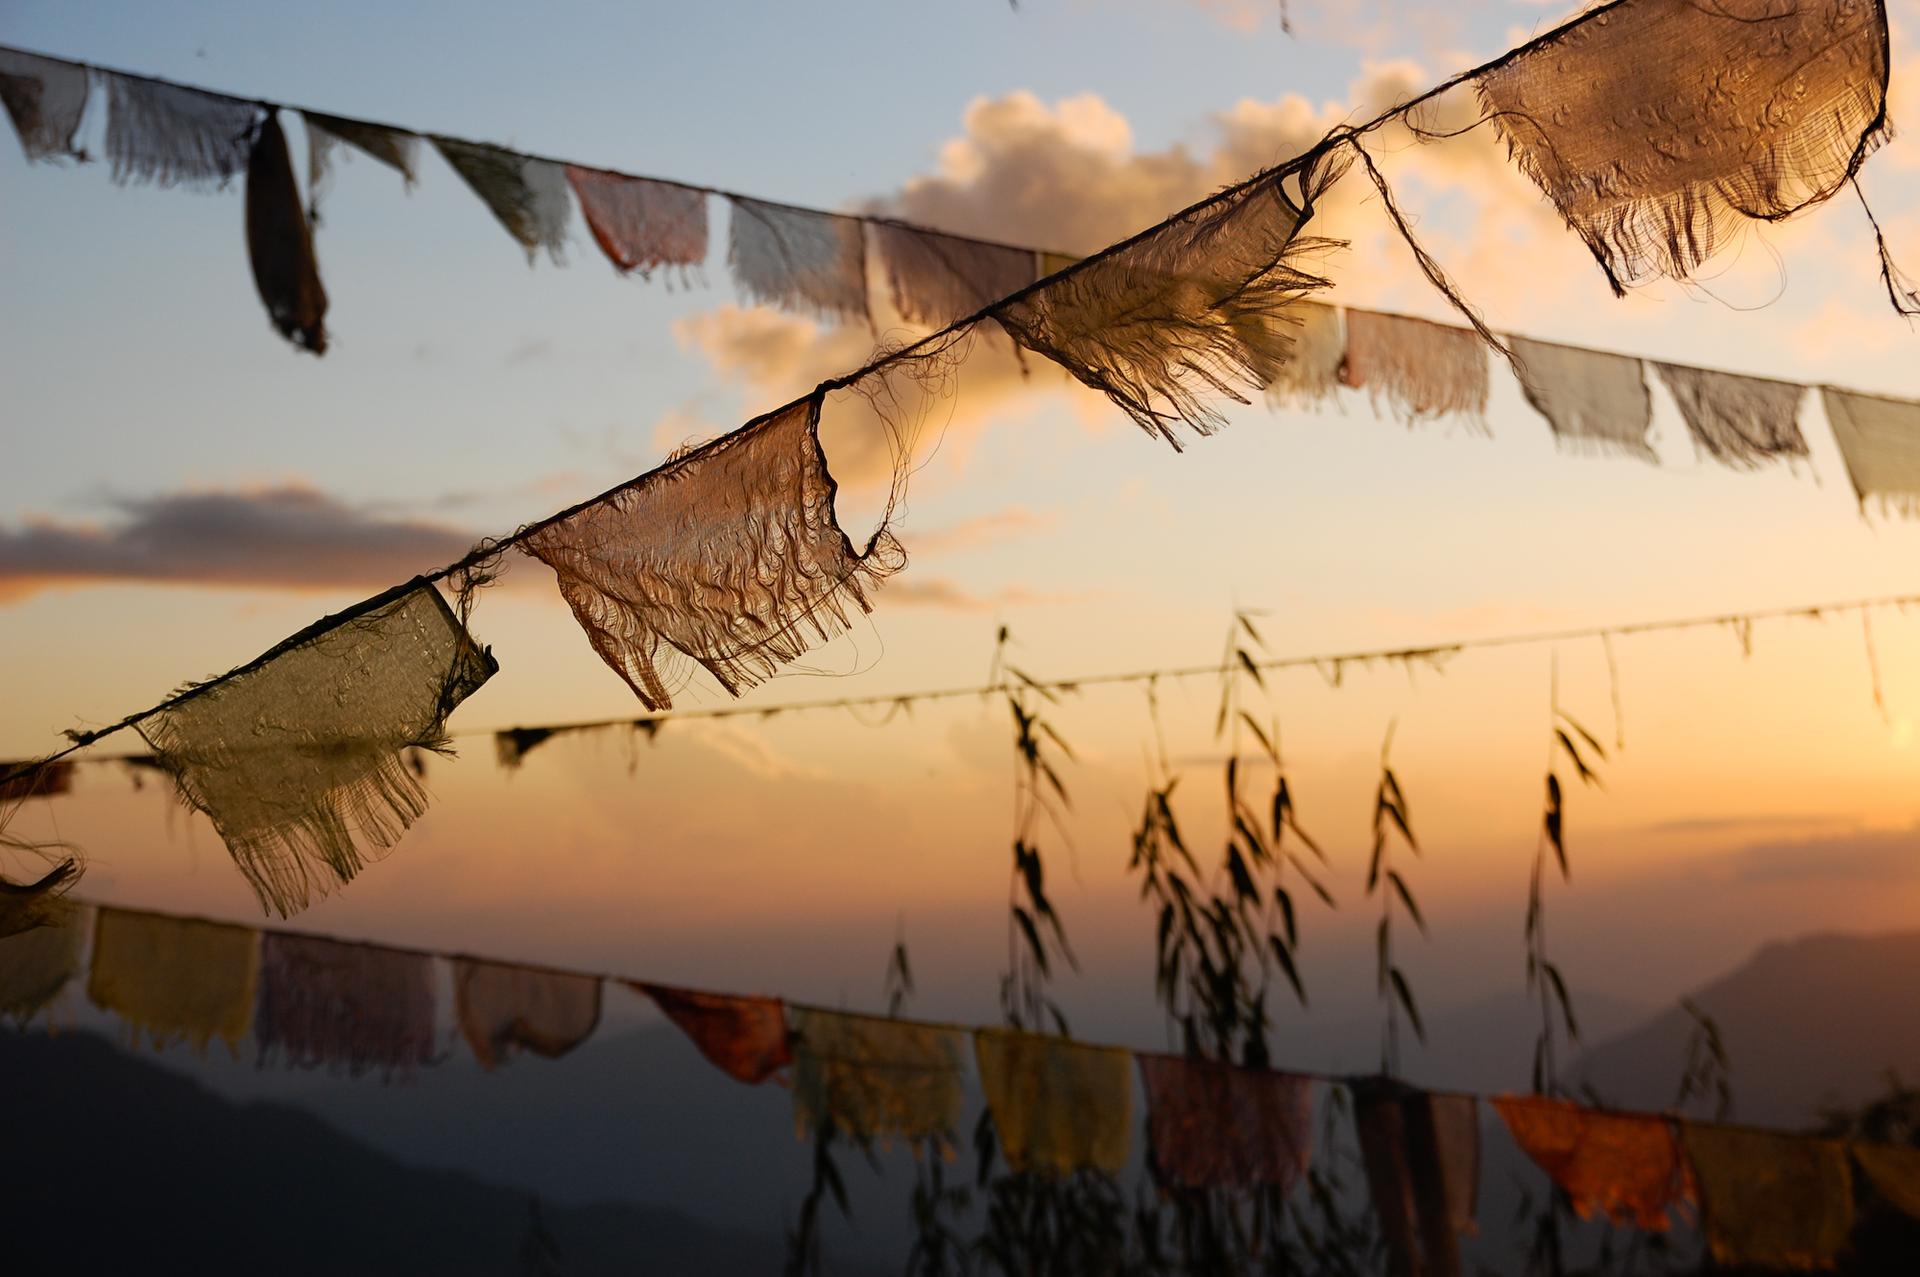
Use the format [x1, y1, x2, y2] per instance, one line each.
[883, 576, 1083, 611]
[0, 484, 482, 603]
[1726, 824, 1920, 884]
[911, 505, 1059, 555]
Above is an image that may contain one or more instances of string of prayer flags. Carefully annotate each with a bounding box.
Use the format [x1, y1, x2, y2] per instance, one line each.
[728, 197, 870, 324]
[1821, 388, 1920, 515]
[86, 907, 258, 1053]
[0, 47, 90, 162]
[1476, 0, 1889, 296]
[433, 136, 571, 264]
[103, 72, 255, 189]
[254, 932, 436, 1078]
[1655, 365, 1808, 472]
[0, 758, 72, 802]
[1340, 309, 1489, 427]
[134, 581, 496, 919]
[1492, 1096, 1693, 1231]
[246, 110, 328, 354]
[522, 396, 904, 710]
[453, 957, 603, 1070]
[305, 111, 419, 219]
[790, 1007, 967, 1148]
[636, 983, 791, 1085]
[1679, 1124, 1855, 1271]
[975, 1029, 1133, 1176]
[567, 167, 708, 280]
[874, 222, 1038, 328]
[1510, 337, 1654, 462]
[0, 899, 85, 1022]
[1264, 301, 1344, 408]
[1850, 1142, 1920, 1225]
[994, 172, 1331, 449]
[1137, 1054, 1314, 1191]
[1352, 1080, 1480, 1277]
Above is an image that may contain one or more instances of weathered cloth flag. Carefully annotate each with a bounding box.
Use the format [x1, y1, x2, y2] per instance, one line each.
[1137, 1054, 1314, 1191]
[523, 397, 903, 710]
[975, 1029, 1133, 1176]
[135, 583, 496, 917]
[790, 1007, 967, 1148]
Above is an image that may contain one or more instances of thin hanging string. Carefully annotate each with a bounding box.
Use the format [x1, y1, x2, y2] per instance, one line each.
[16, 587, 1920, 782]
[52, 889, 1883, 1148]
[0, 0, 1857, 777]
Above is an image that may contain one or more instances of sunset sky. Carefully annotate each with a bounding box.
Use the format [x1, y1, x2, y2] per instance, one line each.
[6, 0, 1920, 1065]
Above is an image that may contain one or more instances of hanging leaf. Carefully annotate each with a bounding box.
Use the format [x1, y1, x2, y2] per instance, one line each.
[1545, 772, 1568, 878]
[1386, 870, 1426, 934]
[1388, 967, 1426, 1042]
[1268, 934, 1307, 1005]
[1544, 961, 1580, 1040]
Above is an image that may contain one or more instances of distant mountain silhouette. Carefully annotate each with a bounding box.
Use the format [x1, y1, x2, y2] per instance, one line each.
[0, 1029, 792, 1275]
[1574, 930, 1920, 1125]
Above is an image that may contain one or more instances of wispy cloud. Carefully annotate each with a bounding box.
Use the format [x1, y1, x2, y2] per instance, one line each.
[0, 484, 481, 603]
[883, 576, 1085, 611]
[910, 505, 1060, 555]
[1725, 823, 1920, 884]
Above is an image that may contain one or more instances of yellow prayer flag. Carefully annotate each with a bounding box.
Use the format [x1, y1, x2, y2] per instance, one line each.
[975, 1028, 1132, 1176]
[87, 908, 258, 1054]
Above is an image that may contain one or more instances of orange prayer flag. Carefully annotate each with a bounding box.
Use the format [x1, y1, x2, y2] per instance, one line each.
[635, 982, 790, 1085]
[1492, 1096, 1693, 1230]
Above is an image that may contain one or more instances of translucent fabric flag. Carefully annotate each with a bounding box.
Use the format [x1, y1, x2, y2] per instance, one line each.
[433, 137, 571, 263]
[1492, 1096, 1693, 1230]
[1477, 0, 1888, 294]
[305, 112, 419, 191]
[1264, 301, 1344, 408]
[0, 899, 85, 1022]
[1680, 1124, 1854, 1270]
[994, 172, 1332, 449]
[135, 582, 497, 918]
[636, 982, 791, 1085]
[87, 908, 259, 1053]
[103, 73, 255, 189]
[0, 758, 72, 802]
[1510, 337, 1654, 462]
[1852, 1142, 1920, 1224]
[523, 397, 904, 710]
[975, 1029, 1133, 1176]
[1821, 387, 1920, 514]
[728, 196, 870, 323]
[254, 932, 436, 1078]
[1136, 1054, 1314, 1191]
[873, 222, 1038, 328]
[790, 1007, 967, 1148]
[1340, 310, 1489, 426]
[1352, 1081, 1480, 1277]
[566, 166, 708, 280]
[246, 111, 328, 354]
[1654, 364, 1807, 471]
[305, 112, 418, 222]
[453, 958, 603, 1070]
[0, 48, 90, 162]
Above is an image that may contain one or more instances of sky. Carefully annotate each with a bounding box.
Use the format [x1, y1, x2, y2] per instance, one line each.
[6, 0, 1920, 1073]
